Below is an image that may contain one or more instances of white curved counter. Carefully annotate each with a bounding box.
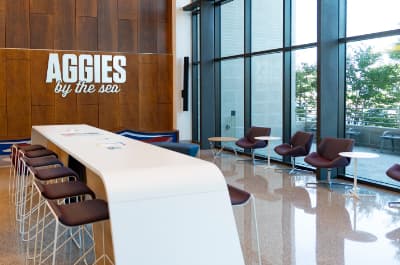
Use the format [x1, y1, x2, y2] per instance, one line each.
[31, 124, 244, 265]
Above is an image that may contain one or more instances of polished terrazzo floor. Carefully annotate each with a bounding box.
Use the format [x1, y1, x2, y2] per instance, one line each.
[1, 151, 400, 265]
[199, 150, 400, 265]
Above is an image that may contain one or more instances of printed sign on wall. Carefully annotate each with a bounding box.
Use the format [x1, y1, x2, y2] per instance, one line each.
[46, 53, 127, 97]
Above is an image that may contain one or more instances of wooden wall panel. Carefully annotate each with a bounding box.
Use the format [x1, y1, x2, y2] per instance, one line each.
[32, 105, 54, 125]
[118, 19, 138, 53]
[77, 17, 98, 51]
[156, 0, 170, 53]
[30, 51, 54, 106]
[77, 0, 97, 17]
[157, 55, 172, 104]
[119, 54, 138, 129]
[30, 0, 53, 14]
[77, 92, 98, 105]
[6, 0, 29, 48]
[0, 106, 6, 136]
[119, 55, 138, 105]
[118, 0, 138, 20]
[158, 103, 172, 130]
[78, 104, 99, 128]
[53, 0, 75, 50]
[138, 58, 158, 130]
[99, 94, 120, 131]
[120, 104, 138, 129]
[30, 14, 54, 49]
[98, 0, 118, 51]
[6, 51, 30, 136]
[139, 0, 157, 53]
[0, 49, 173, 138]
[0, 49, 5, 106]
[0, 1, 5, 48]
[55, 101, 78, 124]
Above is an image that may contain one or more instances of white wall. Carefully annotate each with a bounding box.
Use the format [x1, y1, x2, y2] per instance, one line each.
[175, 0, 192, 141]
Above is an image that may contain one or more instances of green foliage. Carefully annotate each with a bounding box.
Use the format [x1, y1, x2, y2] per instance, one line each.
[295, 39, 400, 128]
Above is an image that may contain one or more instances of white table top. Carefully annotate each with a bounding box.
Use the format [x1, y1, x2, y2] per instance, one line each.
[254, 136, 281, 141]
[208, 136, 238, 142]
[31, 124, 245, 265]
[32, 124, 226, 202]
[339, 151, 379, 159]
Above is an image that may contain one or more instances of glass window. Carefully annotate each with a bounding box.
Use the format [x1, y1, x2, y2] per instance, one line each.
[347, 0, 400, 37]
[221, 59, 244, 139]
[221, 0, 244, 57]
[291, 48, 317, 165]
[251, 53, 283, 158]
[346, 36, 400, 187]
[292, 0, 317, 45]
[251, 0, 283, 52]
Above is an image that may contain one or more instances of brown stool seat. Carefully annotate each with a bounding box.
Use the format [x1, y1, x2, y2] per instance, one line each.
[48, 199, 109, 227]
[35, 180, 95, 200]
[22, 156, 63, 168]
[32, 166, 78, 181]
[227, 184, 251, 205]
[24, 149, 58, 159]
[17, 144, 46, 152]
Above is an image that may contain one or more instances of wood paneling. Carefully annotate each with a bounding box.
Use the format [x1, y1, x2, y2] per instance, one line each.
[0, 1, 5, 48]
[158, 103, 172, 130]
[30, 0, 53, 14]
[157, 55, 172, 103]
[55, 101, 78, 124]
[118, 0, 138, 20]
[0, 106, 6, 136]
[77, 92, 99, 105]
[30, 14, 54, 49]
[77, 0, 97, 17]
[30, 51, 54, 106]
[77, 17, 98, 51]
[0, 49, 5, 106]
[120, 104, 138, 130]
[53, 0, 75, 50]
[139, 0, 157, 53]
[98, 0, 118, 51]
[118, 19, 138, 53]
[0, 49, 174, 137]
[138, 59, 158, 130]
[6, 51, 30, 136]
[32, 105, 55, 125]
[99, 93, 120, 131]
[77, 104, 99, 127]
[6, 0, 29, 48]
[2, 0, 171, 53]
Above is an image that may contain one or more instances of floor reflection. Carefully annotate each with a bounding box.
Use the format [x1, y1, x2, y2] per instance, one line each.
[202, 150, 400, 265]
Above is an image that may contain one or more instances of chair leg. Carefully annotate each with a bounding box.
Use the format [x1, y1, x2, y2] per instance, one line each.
[306, 168, 353, 190]
[250, 195, 262, 265]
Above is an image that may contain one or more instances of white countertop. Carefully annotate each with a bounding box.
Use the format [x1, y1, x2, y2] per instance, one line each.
[31, 124, 244, 265]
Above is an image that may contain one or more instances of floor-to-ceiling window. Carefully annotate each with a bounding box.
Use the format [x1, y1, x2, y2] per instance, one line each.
[344, 0, 400, 187]
[221, 59, 245, 138]
[290, 0, 317, 164]
[220, 0, 245, 139]
[250, 0, 283, 158]
[186, 0, 400, 188]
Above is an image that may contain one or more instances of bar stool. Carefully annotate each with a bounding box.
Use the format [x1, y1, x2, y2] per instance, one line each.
[228, 184, 261, 265]
[14, 148, 58, 208]
[24, 166, 81, 241]
[27, 178, 95, 263]
[9, 144, 46, 202]
[38, 197, 113, 265]
[17, 156, 63, 239]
